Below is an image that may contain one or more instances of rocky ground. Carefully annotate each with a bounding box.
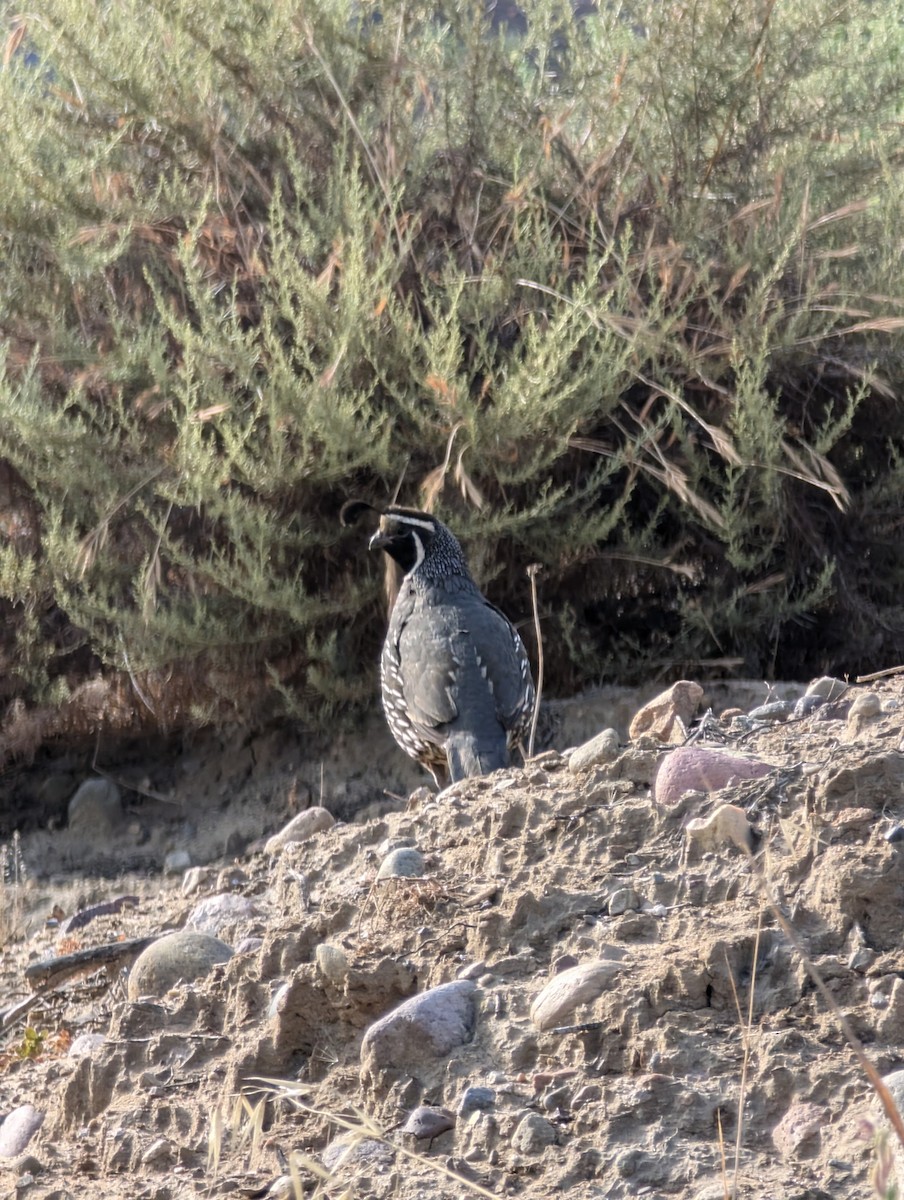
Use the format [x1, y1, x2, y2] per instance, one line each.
[1, 674, 904, 1200]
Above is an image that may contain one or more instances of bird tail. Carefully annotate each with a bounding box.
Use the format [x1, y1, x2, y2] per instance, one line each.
[445, 731, 508, 783]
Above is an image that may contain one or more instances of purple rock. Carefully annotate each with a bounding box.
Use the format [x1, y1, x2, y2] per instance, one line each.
[654, 746, 772, 806]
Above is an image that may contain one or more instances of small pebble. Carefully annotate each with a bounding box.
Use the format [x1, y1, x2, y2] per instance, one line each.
[629, 681, 704, 744]
[0, 1106, 44, 1157]
[457, 1087, 495, 1117]
[265, 806, 335, 854]
[572, 1084, 602, 1108]
[552, 953, 580, 973]
[321, 1135, 392, 1171]
[540, 1086, 570, 1111]
[511, 1112, 556, 1153]
[268, 981, 291, 1018]
[376, 847, 426, 881]
[185, 893, 255, 937]
[568, 729, 620, 774]
[848, 691, 881, 718]
[749, 700, 795, 722]
[806, 676, 848, 701]
[848, 946, 876, 972]
[68, 1033, 106, 1058]
[140, 1137, 172, 1165]
[530, 960, 625, 1031]
[163, 849, 192, 875]
[686, 803, 754, 854]
[608, 887, 641, 916]
[181, 867, 213, 896]
[793, 694, 824, 718]
[772, 1101, 827, 1159]
[401, 1106, 455, 1140]
[315, 943, 349, 982]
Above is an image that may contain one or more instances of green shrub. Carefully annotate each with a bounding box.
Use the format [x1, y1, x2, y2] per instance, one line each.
[0, 0, 902, 746]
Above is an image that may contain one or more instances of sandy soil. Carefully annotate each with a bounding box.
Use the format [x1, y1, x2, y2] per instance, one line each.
[1, 675, 903, 1199]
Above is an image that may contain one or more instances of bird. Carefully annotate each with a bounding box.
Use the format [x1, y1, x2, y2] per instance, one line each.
[342, 502, 535, 787]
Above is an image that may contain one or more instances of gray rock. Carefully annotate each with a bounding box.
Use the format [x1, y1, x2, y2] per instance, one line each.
[315, 943, 349, 982]
[377, 836, 417, 856]
[511, 1112, 556, 1153]
[0, 1105, 44, 1157]
[572, 1084, 602, 1108]
[806, 676, 848, 701]
[401, 1106, 455, 1140]
[849, 691, 881, 718]
[68, 1033, 106, 1057]
[568, 729, 620, 774]
[361, 980, 477, 1079]
[181, 866, 214, 896]
[793, 694, 824, 718]
[127, 931, 233, 1000]
[268, 981, 291, 1018]
[9, 1155, 43, 1177]
[457, 1087, 496, 1117]
[608, 887, 641, 916]
[234, 936, 264, 955]
[185, 893, 256, 936]
[67, 778, 122, 833]
[265, 806, 334, 854]
[530, 960, 625, 1031]
[457, 961, 488, 981]
[748, 700, 795, 722]
[163, 849, 192, 875]
[321, 1134, 393, 1171]
[377, 847, 426, 881]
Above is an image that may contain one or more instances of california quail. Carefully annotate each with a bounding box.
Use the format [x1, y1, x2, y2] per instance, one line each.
[345, 503, 535, 786]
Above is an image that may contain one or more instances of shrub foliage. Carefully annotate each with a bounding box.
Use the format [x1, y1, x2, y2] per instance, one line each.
[0, 0, 903, 746]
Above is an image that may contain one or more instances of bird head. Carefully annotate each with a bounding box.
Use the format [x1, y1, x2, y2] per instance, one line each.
[340, 501, 469, 584]
[368, 507, 445, 575]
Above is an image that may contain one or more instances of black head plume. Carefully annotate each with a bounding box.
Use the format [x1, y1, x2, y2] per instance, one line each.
[340, 499, 378, 528]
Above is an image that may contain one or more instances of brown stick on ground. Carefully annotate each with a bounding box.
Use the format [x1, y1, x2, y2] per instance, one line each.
[24, 934, 163, 992]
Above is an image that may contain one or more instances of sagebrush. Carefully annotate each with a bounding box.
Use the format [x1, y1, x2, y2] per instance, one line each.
[1, 0, 903, 750]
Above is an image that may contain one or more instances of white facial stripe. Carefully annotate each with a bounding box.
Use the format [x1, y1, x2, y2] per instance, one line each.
[389, 515, 436, 533]
[410, 531, 425, 573]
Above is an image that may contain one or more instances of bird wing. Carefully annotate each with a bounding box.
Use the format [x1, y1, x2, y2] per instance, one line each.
[396, 596, 529, 734]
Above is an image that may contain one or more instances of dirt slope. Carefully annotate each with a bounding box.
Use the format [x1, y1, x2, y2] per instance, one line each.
[1, 676, 904, 1199]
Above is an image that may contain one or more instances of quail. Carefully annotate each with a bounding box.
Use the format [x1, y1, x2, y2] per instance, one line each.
[343, 503, 535, 786]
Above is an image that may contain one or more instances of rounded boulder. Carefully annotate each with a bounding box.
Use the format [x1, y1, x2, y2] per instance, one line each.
[127, 931, 233, 1000]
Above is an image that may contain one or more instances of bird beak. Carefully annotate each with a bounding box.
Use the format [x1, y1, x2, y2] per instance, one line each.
[368, 530, 390, 552]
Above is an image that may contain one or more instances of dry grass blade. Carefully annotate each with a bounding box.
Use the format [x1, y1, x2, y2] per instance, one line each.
[207, 1103, 225, 1176]
[634, 372, 743, 466]
[805, 199, 872, 231]
[527, 563, 544, 759]
[727, 910, 763, 1197]
[247, 1079, 499, 1199]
